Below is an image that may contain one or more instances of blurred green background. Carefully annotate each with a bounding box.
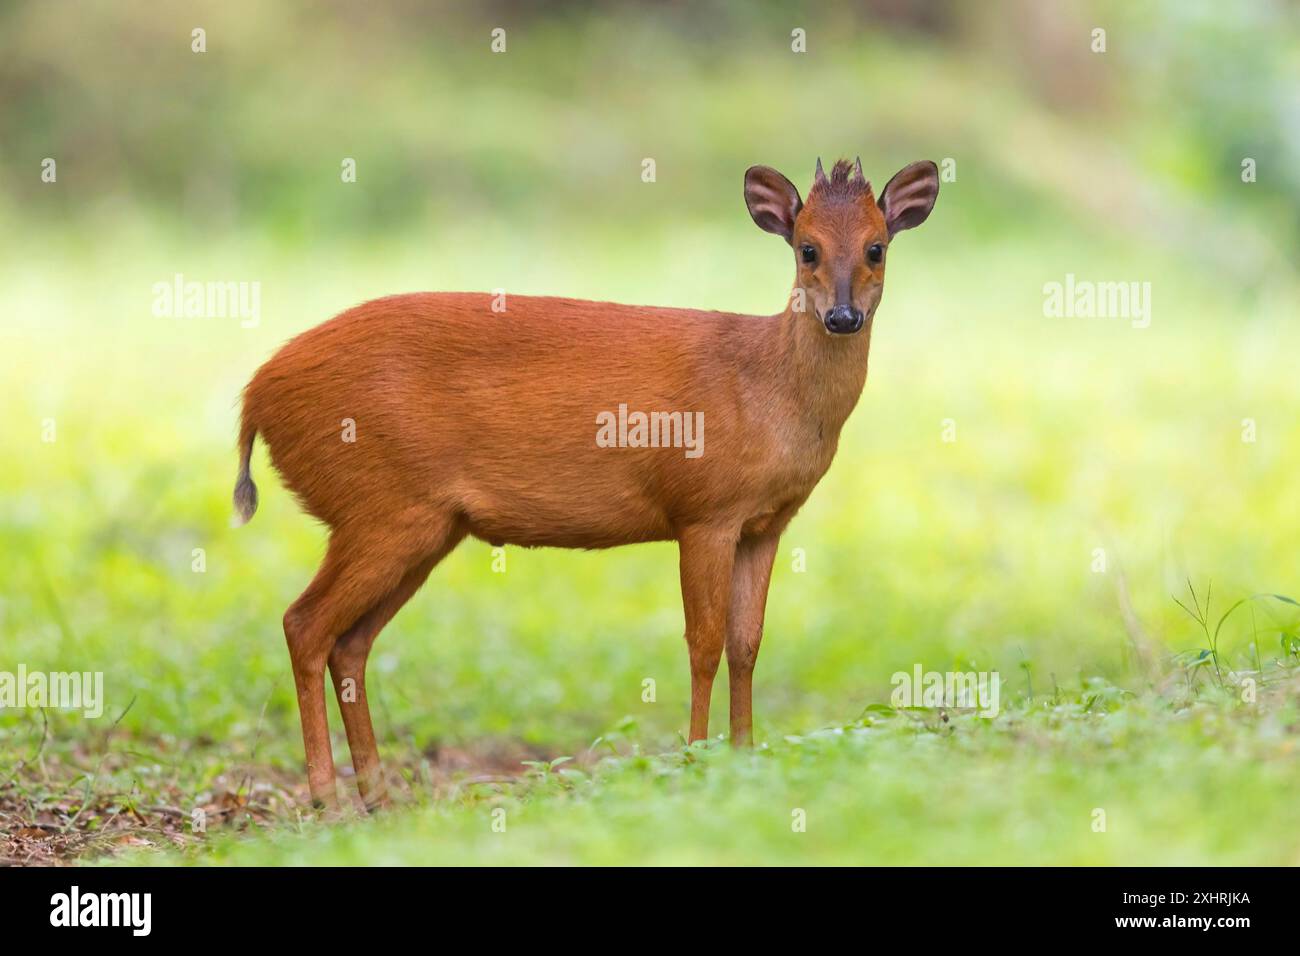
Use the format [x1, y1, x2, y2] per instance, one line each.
[2, 1, 1299, 864]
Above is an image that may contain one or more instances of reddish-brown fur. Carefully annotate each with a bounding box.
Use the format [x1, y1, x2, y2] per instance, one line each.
[237, 158, 939, 809]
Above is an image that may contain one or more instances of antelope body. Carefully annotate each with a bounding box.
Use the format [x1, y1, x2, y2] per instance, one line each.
[236, 158, 939, 808]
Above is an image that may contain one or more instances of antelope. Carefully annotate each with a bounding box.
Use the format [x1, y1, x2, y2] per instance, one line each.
[235, 157, 939, 809]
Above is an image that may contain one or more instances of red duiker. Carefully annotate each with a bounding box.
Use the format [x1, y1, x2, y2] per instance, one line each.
[235, 157, 939, 809]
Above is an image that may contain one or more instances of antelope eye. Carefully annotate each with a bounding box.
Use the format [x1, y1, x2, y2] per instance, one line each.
[800, 244, 817, 265]
[867, 243, 884, 264]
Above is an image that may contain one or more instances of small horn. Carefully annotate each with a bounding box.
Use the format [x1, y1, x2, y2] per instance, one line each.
[814, 157, 828, 185]
[854, 156, 873, 193]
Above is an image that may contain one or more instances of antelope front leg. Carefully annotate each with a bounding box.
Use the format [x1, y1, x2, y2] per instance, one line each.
[725, 532, 779, 746]
[678, 525, 739, 743]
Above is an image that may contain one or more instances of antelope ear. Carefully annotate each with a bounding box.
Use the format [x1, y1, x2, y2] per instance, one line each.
[878, 161, 939, 237]
[744, 166, 803, 244]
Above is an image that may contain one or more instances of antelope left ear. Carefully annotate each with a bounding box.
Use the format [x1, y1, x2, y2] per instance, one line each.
[878, 161, 939, 237]
[744, 165, 803, 244]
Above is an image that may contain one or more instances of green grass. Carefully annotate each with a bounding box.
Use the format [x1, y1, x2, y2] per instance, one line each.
[127, 687, 1300, 866]
[3, 228, 1299, 865]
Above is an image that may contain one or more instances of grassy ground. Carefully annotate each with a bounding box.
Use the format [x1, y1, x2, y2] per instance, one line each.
[3, 5, 1299, 864]
[192, 691, 1300, 867]
[3, 229, 1298, 865]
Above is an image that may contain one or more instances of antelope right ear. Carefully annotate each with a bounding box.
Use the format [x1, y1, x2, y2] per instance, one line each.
[744, 166, 803, 244]
[878, 161, 939, 237]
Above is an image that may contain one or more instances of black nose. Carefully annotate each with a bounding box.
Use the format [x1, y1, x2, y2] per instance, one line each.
[824, 304, 864, 335]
